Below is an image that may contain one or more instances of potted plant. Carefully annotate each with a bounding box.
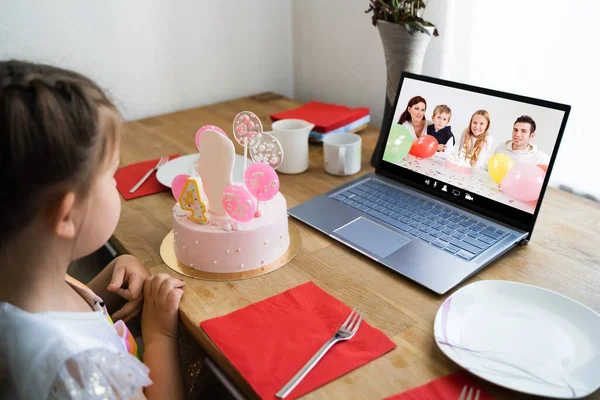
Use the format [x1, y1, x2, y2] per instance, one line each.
[365, 0, 439, 166]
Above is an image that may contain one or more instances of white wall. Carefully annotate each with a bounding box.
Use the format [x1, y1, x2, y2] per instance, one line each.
[393, 78, 564, 156]
[292, 0, 450, 129]
[292, 0, 600, 200]
[0, 0, 294, 122]
[292, 0, 386, 128]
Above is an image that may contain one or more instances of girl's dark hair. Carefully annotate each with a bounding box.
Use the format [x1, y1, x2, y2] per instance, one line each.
[0, 60, 120, 248]
[398, 96, 427, 125]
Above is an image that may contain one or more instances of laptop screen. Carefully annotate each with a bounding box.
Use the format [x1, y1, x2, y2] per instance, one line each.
[377, 73, 570, 232]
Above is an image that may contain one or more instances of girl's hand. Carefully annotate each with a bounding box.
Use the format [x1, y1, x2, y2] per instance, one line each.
[437, 144, 446, 152]
[142, 274, 184, 345]
[108, 255, 149, 322]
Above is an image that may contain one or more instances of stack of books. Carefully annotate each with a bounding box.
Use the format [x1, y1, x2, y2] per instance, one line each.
[270, 101, 370, 143]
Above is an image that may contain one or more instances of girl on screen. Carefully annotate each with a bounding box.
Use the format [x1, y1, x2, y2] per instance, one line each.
[456, 110, 493, 169]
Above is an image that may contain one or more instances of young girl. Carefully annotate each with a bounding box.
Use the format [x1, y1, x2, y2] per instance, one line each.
[0, 60, 185, 399]
[397, 95, 431, 140]
[457, 110, 494, 169]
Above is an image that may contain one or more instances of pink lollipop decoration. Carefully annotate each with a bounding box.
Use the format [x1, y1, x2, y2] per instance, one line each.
[250, 133, 284, 170]
[221, 185, 255, 223]
[233, 111, 264, 172]
[171, 174, 190, 200]
[244, 162, 280, 202]
[195, 125, 226, 150]
[233, 111, 263, 147]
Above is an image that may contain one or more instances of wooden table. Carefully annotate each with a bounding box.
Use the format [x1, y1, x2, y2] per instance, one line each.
[114, 93, 600, 400]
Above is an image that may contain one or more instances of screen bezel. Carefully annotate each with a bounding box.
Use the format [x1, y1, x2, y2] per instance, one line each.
[375, 72, 571, 236]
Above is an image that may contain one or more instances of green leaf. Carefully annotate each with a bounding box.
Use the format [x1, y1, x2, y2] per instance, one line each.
[366, 0, 439, 35]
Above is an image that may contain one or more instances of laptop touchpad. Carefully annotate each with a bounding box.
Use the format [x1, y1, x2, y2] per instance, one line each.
[334, 217, 410, 259]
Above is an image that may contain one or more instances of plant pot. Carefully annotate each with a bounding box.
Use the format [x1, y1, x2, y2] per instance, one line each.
[377, 20, 434, 104]
[371, 20, 434, 167]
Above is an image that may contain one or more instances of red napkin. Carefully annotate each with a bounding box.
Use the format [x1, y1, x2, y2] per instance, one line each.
[200, 281, 396, 399]
[115, 155, 179, 200]
[385, 371, 494, 400]
[270, 101, 370, 133]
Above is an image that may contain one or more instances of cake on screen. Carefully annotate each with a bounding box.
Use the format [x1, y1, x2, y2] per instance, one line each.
[444, 148, 473, 175]
[170, 111, 290, 273]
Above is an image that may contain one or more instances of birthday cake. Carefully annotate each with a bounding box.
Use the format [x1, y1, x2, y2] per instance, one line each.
[444, 149, 472, 175]
[171, 112, 290, 273]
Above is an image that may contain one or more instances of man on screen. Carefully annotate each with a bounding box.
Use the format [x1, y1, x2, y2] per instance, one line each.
[494, 115, 550, 165]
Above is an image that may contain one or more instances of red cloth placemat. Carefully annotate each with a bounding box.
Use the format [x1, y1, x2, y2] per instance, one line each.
[115, 154, 179, 200]
[385, 371, 494, 400]
[200, 281, 396, 399]
[270, 101, 370, 133]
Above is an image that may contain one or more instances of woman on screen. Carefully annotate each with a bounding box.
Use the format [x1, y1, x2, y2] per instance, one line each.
[398, 96, 431, 140]
[456, 110, 493, 169]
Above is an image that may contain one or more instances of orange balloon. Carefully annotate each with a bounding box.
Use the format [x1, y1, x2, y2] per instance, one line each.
[537, 164, 548, 173]
[409, 135, 439, 158]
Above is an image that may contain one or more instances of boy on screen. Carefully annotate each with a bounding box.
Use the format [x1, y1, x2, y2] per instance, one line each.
[427, 105, 455, 152]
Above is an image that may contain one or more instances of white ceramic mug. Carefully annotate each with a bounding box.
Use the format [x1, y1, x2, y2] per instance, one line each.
[323, 133, 362, 176]
[271, 119, 315, 174]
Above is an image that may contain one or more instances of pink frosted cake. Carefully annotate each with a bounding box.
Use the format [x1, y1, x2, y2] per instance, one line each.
[173, 193, 289, 272]
[444, 149, 472, 175]
[170, 112, 290, 273]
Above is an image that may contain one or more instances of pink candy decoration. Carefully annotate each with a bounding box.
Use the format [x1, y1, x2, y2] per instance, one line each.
[254, 210, 262, 218]
[221, 185, 256, 223]
[195, 125, 226, 150]
[171, 174, 190, 201]
[233, 111, 263, 147]
[500, 163, 546, 202]
[249, 133, 284, 169]
[244, 162, 280, 201]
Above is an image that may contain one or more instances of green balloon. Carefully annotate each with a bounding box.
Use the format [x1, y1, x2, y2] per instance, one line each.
[383, 124, 412, 163]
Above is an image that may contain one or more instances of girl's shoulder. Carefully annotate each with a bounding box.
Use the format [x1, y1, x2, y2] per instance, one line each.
[0, 302, 148, 399]
[48, 348, 151, 400]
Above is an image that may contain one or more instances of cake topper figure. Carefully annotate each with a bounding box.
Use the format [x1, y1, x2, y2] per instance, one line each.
[196, 129, 235, 215]
[195, 125, 227, 149]
[178, 177, 210, 224]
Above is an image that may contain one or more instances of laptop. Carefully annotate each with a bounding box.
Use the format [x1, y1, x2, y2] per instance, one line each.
[288, 72, 570, 295]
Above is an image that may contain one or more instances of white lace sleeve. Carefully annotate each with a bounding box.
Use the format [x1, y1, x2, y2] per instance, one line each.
[47, 348, 151, 400]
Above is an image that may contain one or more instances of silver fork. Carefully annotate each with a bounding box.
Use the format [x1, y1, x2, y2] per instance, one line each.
[276, 308, 364, 399]
[129, 156, 169, 193]
[458, 385, 480, 400]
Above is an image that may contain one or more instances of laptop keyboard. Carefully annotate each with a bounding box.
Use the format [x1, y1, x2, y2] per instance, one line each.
[331, 179, 508, 261]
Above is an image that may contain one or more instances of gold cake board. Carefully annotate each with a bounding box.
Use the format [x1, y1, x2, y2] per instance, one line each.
[160, 223, 300, 281]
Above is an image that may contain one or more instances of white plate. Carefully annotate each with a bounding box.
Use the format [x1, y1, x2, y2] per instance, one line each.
[434, 280, 600, 398]
[156, 154, 253, 188]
